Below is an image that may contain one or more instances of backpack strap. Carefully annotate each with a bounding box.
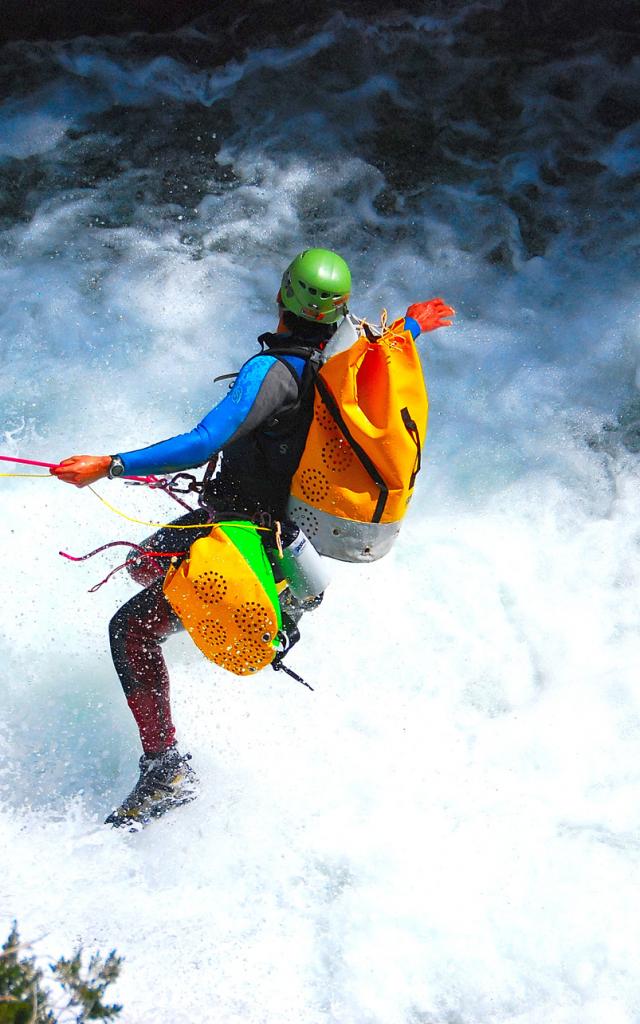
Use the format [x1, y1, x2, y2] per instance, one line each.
[401, 407, 422, 489]
[314, 375, 390, 523]
[251, 344, 323, 424]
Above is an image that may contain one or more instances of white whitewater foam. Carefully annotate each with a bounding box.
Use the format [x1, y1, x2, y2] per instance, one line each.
[1, 16, 640, 1024]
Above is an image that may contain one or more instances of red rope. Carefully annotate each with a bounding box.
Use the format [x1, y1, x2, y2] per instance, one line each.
[58, 540, 183, 562]
[59, 541, 188, 592]
[88, 559, 140, 593]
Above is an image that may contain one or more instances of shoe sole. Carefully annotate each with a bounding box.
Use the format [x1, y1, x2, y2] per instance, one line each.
[105, 776, 199, 829]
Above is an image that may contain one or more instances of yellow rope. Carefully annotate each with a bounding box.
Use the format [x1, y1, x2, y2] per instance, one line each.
[87, 486, 269, 532]
[1, 473, 270, 533]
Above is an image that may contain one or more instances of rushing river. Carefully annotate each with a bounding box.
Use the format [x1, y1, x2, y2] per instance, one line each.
[1, 7, 640, 1022]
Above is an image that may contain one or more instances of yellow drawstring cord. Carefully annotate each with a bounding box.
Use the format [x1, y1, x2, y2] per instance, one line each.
[274, 520, 283, 558]
[86, 486, 271, 533]
[0, 471, 270, 533]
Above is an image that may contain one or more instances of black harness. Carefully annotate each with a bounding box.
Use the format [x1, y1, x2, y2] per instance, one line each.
[200, 332, 325, 523]
[254, 332, 324, 432]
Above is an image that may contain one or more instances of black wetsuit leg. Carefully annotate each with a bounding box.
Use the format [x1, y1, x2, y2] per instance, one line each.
[108, 508, 212, 755]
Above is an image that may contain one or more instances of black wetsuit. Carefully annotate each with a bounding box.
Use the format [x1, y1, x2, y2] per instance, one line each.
[108, 329, 327, 755]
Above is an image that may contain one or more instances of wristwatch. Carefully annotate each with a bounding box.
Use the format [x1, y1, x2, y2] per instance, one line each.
[108, 455, 125, 479]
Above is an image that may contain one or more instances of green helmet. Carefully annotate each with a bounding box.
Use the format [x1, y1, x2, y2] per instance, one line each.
[280, 248, 351, 324]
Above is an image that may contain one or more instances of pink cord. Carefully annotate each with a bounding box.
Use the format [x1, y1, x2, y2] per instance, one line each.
[59, 541, 187, 563]
[0, 455, 59, 469]
[59, 541, 188, 592]
[0, 453, 155, 483]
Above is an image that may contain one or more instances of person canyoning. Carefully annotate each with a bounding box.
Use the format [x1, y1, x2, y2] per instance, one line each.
[51, 248, 455, 827]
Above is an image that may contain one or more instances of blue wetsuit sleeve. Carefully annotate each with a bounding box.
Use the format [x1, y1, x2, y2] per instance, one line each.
[404, 316, 421, 339]
[117, 356, 287, 477]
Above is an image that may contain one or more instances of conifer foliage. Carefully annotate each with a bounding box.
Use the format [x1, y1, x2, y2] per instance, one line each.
[0, 923, 122, 1023]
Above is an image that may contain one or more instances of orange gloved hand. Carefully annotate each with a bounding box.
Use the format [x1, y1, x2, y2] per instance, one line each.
[50, 454, 112, 487]
[406, 298, 455, 332]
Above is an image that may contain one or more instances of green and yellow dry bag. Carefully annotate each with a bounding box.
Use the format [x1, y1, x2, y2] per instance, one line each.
[163, 522, 282, 677]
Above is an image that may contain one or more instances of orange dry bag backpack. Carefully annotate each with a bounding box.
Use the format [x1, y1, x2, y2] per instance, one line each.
[287, 313, 428, 562]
